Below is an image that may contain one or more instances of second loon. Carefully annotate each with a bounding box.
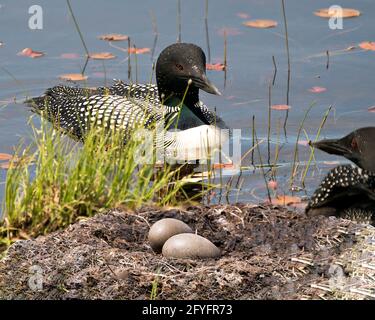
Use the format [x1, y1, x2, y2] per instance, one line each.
[27, 43, 229, 162]
[306, 127, 375, 224]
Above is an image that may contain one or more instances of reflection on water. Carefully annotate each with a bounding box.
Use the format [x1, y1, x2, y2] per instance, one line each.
[1, 0, 375, 209]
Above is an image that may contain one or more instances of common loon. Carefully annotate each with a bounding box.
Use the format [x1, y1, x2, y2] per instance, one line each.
[306, 127, 375, 224]
[306, 165, 375, 224]
[27, 43, 229, 162]
[311, 127, 375, 172]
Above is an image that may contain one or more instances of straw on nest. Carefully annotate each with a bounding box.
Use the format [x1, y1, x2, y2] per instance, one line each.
[0, 204, 374, 299]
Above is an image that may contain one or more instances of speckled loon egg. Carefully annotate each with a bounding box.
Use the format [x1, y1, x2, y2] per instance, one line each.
[162, 233, 221, 259]
[148, 218, 193, 253]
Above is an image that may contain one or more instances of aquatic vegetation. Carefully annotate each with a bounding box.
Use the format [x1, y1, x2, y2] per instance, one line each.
[98, 33, 129, 41]
[271, 104, 291, 111]
[88, 52, 116, 60]
[359, 41, 375, 51]
[314, 8, 361, 19]
[0, 153, 12, 161]
[308, 86, 327, 94]
[17, 48, 45, 58]
[269, 194, 302, 206]
[0, 117, 202, 249]
[242, 19, 278, 29]
[206, 63, 225, 71]
[59, 73, 88, 81]
[127, 47, 151, 54]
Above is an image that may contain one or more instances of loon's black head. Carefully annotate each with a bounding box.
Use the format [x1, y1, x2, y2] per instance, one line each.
[311, 127, 375, 172]
[155, 43, 221, 102]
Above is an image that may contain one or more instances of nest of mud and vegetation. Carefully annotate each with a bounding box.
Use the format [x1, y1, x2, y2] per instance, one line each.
[0, 203, 374, 300]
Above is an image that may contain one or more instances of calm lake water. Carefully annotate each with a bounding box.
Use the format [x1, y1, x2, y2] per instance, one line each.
[0, 0, 374, 209]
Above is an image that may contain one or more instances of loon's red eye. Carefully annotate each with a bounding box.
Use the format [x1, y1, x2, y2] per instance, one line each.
[351, 137, 358, 150]
[175, 63, 184, 71]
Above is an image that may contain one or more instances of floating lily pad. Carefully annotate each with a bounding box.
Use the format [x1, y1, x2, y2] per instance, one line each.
[314, 8, 361, 19]
[243, 19, 277, 29]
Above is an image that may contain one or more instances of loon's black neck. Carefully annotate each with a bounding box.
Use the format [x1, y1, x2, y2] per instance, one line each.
[158, 85, 198, 105]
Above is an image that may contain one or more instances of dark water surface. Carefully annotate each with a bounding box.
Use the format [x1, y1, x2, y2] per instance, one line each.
[1, 0, 375, 208]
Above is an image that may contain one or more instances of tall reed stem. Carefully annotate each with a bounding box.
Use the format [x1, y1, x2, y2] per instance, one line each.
[66, 0, 90, 75]
[281, 0, 291, 134]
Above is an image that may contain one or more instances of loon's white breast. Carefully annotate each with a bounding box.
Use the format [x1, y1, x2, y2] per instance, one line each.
[162, 125, 230, 162]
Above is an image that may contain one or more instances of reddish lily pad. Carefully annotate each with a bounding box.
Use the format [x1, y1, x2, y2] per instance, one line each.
[271, 104, 291, 111]
[268, 181, 278, 190]
[0, 153, 12, 161]
[128, 48, 150, 54]
[98, 34, 129, 41]
[270, 195, 302, 206]
[359, 42, 375, 51]
[243, 20, 277, 29]
[213, 163, 234, 169]
[88, 52, 116, 60]
[18, 48, 45, 58]
[59, 73, 88, 81]
[309, 86, 327, 93]
[314, 8, 361, 19]
[206, 63, 226, 71]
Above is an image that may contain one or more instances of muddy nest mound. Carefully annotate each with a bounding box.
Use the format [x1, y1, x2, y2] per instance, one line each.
[0, 204, 374, 299]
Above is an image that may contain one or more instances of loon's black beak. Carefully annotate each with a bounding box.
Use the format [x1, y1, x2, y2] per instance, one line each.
[190, 73, 221, 96]
[310, 138, 352, 157]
